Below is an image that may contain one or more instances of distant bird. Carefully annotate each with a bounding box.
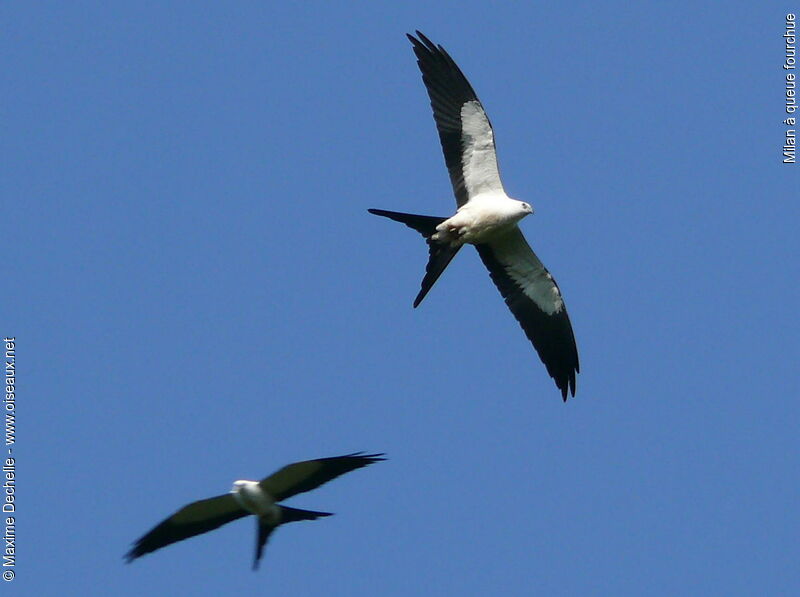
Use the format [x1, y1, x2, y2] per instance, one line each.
[369, 31, 579, 400]
[125, 452, 385, 569]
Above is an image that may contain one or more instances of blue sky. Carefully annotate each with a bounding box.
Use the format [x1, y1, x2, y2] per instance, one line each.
[3, 2, 798, 595]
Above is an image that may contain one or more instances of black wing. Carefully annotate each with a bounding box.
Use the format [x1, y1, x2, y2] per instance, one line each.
[125, 493, 248, 562]
[259, 453, 385, 501]
[476, 228, 579, 400]
[407, 31, 505, 207]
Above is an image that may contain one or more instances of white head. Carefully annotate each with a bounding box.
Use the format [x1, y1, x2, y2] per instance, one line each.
[231, 479, 254, 493]
[519, 201, 534, 215]
[230, 479, 274, 515]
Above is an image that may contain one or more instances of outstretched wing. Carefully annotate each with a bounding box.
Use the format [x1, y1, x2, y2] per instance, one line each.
[408, 31, 505, 207]
[259, 453, 385, 501]
[125, 493, 248, 562]
[475, 227, 579, 400]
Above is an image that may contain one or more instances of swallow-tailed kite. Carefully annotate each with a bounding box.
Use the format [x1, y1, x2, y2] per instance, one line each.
[369, 32, 579, 400]
[125, 452, 385, 569]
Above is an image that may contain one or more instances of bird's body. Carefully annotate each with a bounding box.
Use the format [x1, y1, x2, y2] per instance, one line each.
[370, 31, 579, 400]
[432, 193, 532, 246]
[125, 452, 384, 570]
[231, 480, 279, 520]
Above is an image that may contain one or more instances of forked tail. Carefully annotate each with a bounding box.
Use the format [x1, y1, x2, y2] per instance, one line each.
[368, 208, 461, 307]
[253, 507, 333, 570]
[279, 506, 334, 523]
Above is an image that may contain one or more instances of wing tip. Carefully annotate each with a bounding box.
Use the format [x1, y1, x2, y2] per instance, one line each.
[406, 30, 451, 66]
[555, 363, 578, 402]
[413, 286, 428, 308]
[557, 376, 576, 402]
[406, 30, 430, 47]
[344, 451, 387, 463]
[123, 545, 142, 564]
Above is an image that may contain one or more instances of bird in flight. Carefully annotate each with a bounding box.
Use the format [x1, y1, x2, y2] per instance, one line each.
[125, 452, 385, 569]
[369, 31, 579, 400]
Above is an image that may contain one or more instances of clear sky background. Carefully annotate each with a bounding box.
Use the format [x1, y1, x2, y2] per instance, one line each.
[3, 2, 798, 596]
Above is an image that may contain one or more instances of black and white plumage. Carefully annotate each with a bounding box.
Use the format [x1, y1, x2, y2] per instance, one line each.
[369, 32, 579, 400]
[124, 452, 385, 570]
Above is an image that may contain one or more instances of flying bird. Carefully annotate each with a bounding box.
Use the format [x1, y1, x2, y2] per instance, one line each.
[369, 31, 579, 400]
[125, 452, 385, 569]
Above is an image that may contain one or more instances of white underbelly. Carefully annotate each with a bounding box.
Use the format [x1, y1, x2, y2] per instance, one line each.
[435, 197, 527, 245]
[233, 482, 278, 520]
